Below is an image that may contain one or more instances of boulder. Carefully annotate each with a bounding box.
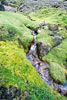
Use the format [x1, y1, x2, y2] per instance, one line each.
[4, 5, 17, 12]
[53, 36, 64, 47]
[49, 32, 58, 36]
[49, 25, 59, 31]
[0, 4, 5, 11]
[37, 42, 50, 57]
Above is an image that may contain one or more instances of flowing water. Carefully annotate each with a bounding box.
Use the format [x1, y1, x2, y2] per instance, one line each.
[27, 30, 67, 96]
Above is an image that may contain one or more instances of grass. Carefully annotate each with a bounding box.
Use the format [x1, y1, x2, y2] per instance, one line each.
[28, 8, 67, 25]
[49, 62, 66, 84]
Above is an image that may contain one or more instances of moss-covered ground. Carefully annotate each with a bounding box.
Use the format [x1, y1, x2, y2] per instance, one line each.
[0, 8, 67, 100]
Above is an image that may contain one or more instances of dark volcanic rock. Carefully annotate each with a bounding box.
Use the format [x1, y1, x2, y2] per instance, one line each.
[0, 4, 5, 11]
[53, 36, 64, 47]
[49, 32, 58, 36]
[0, 86, 23, 100]
[37, 42, 50, 57]
[2, 0, 67, 13]
[4, 5, 17, 12]
[49, 25, 59, 31]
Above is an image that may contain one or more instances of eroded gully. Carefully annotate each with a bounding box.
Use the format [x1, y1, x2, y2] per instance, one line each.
[27, 30, 67, 96]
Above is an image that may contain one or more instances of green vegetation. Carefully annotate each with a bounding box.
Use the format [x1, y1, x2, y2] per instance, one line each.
[0, 41, 66, 100]
[28, 8, 67, 85]
[44, 39, 67, 66]
[29, 8, 67, 25]
[49, 62, 66, 84]
[37, 29, 55, 47]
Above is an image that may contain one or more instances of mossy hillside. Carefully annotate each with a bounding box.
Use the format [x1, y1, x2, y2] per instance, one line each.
[0, 41, 66, 100]
[49, 62, 66, 84]
[0, 11, 41, 50]
[0, 11, 40, 29]
[28, 8, 67, 25]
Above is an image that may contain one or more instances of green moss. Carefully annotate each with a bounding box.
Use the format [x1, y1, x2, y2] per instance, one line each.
[49, 62, 66, 84]
[0, 11, 36, 50]
[29, 8, 67, 26]
[37, 29, 55, 47]
[43, 39, 67, 67]
[0, 24, 22, 41]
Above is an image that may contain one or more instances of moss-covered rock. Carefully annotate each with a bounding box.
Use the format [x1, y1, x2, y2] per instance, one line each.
[49, 62, 66, 84]
[43, 39, 67, 67]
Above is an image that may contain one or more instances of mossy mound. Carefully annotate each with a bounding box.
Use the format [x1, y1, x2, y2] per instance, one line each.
[44, 39, 67, 67]
[0, 11, 40, 50]
[37, 29, 55, 47]
[49, 62, 66, 84]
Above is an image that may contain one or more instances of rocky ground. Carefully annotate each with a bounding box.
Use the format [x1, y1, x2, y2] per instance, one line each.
[0, 0, 67, 13]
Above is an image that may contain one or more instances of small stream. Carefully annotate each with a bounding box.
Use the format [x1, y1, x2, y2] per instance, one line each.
[27, 30, 67, 96]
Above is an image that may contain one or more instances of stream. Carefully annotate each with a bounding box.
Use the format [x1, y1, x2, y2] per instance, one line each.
[27, 30, 67, 96]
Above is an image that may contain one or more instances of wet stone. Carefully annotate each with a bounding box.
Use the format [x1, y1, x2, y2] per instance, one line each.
[49, 25, 59, 31]
[37, 42, 50, 57]
[44, 26, 49, 30]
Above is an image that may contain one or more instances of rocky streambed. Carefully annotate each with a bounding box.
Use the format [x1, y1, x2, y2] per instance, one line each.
[27, 29, 67, 96]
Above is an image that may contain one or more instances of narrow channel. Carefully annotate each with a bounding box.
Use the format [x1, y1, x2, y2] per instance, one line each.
[27, 29, 67, 96]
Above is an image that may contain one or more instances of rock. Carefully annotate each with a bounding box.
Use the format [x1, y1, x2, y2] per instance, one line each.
[53, 36, 64, 47]
[4, 5, 17, 12]
[37, 42, 50, 57]
[40, 21, 48, 26]
[0, 86, 22, 99]
[49, 32, 58, 36]
[59, 27, 62, 30]
[44, 26, 49, 30]
[49, 25, 59, 31]
[65, 26, 67, 30]
[0, 4, 5, 11]
[38, 28, 41, 33]
[1, 0, 8, 5]
[61, 88, 67, 96]
[53, 3, 60, 8]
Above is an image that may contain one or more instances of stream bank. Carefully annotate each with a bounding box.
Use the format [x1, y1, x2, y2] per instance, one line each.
[27, 29, 67, 96]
